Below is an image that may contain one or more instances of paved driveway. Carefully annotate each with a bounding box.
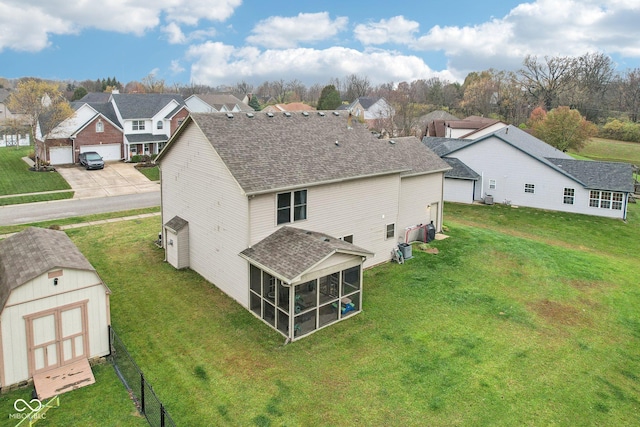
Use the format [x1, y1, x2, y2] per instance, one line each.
[56, 162, 159, 198]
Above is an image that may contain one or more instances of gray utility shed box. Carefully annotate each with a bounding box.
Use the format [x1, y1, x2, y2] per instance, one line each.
[398, 243, 412, 260]
[485, 194, 494, 205]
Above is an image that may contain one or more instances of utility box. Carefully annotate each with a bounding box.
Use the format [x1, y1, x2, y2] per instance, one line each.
[485, 194, 494, 205]
[398, 243, 412, 260]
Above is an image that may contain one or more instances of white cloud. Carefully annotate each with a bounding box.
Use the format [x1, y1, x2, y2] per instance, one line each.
[186, 42, 453, 86]
[354, 16, 421, 45]
[246, 12, 348, 48]
[170, 60, 185, 74]
[0, 0, 240, 52]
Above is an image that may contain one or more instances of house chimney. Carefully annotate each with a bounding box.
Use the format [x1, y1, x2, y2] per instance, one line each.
[347, 112, 353, 129]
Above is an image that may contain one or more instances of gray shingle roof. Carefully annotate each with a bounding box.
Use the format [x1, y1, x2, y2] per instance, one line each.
[165, 216, 188, 232]
[422, 136, 475, 157]
[442, 158, 480, 180]
[161, 112, 450, 195]
[126, 133, 168, 143]
[546, 158, 634, 192]
[0, 227, 96, 311]
[239, 227, 373, 284]
[192, 94, 254, 112]
[111, 93, 185, 119]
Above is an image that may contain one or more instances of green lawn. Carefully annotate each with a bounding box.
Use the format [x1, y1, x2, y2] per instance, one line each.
[29, 203, 636, 426]
[0, 146, 72, 201]
[136, 165, 159, 181]
[573, 137, 640, 164]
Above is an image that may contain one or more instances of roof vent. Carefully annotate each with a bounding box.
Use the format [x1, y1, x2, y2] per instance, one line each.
[389, 140, 396, 145]
[266, 112, 274, 118]
[318, 111, 325, 117]
[302, 111, 309, 117]
[333, 111, 340, 116]
[335, 140, 339, 146]
[284, 112, 291, 117]
[322, 237, 330, 242]
[246, 112, 254, 118]
[226, 113, 234, 119]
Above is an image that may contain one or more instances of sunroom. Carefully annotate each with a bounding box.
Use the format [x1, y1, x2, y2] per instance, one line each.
[240, 227, 373, 341]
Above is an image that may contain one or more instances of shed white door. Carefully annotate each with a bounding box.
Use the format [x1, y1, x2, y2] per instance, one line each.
[80, 143, 121, 161]
[49, 146, 73, 165]
[26, 302, 89, 375]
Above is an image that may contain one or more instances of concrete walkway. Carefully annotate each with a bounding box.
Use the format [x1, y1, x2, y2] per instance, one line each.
[0, 212, 161, 240]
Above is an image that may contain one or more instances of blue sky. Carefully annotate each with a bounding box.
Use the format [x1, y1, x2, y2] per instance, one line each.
[1, 1, 640, 87]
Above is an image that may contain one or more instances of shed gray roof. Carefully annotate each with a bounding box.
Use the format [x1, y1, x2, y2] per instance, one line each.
[546, 158, 634, 192]
[111, 93, 185, 119]
[442, 158, 480, 180]
[165, 215, 188, 232]
[239, 227, 373, 284]
[0, 227, 96, 311]
[159, 112, 450, 195]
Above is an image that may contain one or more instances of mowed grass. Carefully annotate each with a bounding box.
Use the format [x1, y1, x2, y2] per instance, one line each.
[0, 146, 72, 202]
[136, 166, 159, 181]
[33, 203, 638, 426]
[574, 137, 640, 164]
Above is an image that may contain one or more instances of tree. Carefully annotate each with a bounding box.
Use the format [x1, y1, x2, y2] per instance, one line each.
[7, 79, 74, 169]
[71, 87, 88, 101]
[519, 54, 576, 111]
[248, 94, 261, 111]
[317, 85, 342, 110]
[344, 74, 371, 101]
[141, 73, 166, 93]
[530, 106, 597, 152]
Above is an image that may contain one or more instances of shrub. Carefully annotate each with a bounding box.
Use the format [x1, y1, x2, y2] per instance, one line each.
[131, 154, 142, 163]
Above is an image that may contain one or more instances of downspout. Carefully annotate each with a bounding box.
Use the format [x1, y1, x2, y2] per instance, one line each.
[158, 163, 167, 262]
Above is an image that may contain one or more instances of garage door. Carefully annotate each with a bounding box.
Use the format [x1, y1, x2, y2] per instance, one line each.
[49, 146, 73, 165]
[80, 143, 121, 161]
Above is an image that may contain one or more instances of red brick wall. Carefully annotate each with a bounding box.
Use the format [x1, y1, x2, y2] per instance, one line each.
[170, 108, 189, 135]
[73, 117, 123, 162]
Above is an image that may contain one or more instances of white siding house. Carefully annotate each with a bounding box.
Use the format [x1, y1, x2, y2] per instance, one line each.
[424, 126, 634, 219]
[157, 111, 450, 340]
[0, 228, 111, 390]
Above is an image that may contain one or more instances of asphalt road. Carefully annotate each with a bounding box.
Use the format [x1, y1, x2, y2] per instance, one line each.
[0, 192, 161, 226]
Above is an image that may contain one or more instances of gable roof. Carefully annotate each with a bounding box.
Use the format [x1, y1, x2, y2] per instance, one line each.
[80, 92, 112, 103]
[239, 227, 373, 284]
[159, 112, 450, 195]
[111, 93, 185, 119]
[0, 227, 96, 311]
[442, 158, 480, 180]
[0, 88, 10, 103]
[188, 93, 254, 112]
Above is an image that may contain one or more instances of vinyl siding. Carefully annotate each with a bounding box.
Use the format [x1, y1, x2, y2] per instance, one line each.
[249, 174, 401, 268]
[1, 270, 110, 386]
[453, 136, 626, 219]
[161, 124, 251, 306]
[444, 178, 476, 204]
[398, 173, 444, 233]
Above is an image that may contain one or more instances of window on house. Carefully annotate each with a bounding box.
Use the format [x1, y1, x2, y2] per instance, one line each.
[132, 120, 145, 131]
[563, 188, 575, 204]
[612, 192, 623, 210]
[96, 120, 104, 133]
[524, 183, 535, 194]
[589, 190, 624, 210]
[385, 223, 395, 240]
[157, 120, 163, 129]
[277, 190, 307, 225]
[489, 179, 496, 189]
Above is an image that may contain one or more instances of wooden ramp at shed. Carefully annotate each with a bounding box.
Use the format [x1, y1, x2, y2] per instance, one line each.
[33, 358, 96, 400]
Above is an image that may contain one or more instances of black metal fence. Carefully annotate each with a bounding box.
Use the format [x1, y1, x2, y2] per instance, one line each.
[109, 326, 176, 427]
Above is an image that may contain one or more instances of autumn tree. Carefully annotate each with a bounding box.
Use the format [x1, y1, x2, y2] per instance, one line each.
[317, 85, 342, 110]
[530, 106, 597, 152]
[8, 79, 74, 168]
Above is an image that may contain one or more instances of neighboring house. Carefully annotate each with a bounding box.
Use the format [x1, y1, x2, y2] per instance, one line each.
[340, 97, 395, 130]
[38, 92, 190, 164]
[262, 102, 315, 113]
[426, 115, 507, 139]
[185, 93, 254, 113]
[111, 93, 189, 160]
[36, 101, 123, 164]
[157, 111, 450, 341]
[424, 125, 634, 219]
[0, 88, 28, 123]
[0, 227, 111, 392]
[415, 110, 459, 137]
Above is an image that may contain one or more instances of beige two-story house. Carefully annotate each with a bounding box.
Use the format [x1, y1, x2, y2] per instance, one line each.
[157, 111, 450, 341]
